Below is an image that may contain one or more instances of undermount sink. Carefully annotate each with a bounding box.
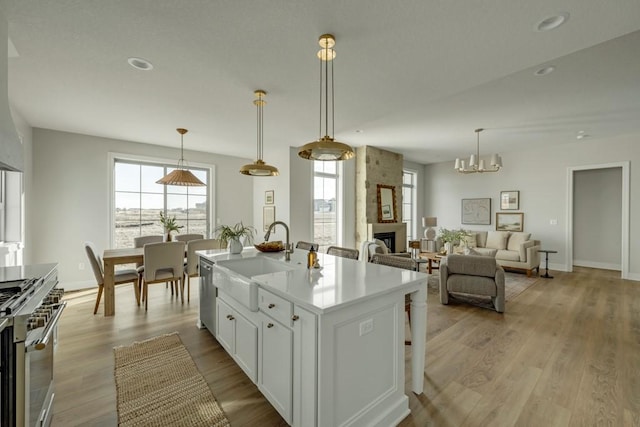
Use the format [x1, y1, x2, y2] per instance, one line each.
[211, 257, 295, 311]
[217, 257, 295, 278]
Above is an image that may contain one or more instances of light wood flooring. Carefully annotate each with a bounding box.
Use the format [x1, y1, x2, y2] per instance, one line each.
[52, 267, 639, 426]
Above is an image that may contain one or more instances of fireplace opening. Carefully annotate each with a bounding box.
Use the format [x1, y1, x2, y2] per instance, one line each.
[374, 232, 396, 253]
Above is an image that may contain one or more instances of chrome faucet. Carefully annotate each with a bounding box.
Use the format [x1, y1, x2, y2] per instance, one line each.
[264, 221, 293, 261]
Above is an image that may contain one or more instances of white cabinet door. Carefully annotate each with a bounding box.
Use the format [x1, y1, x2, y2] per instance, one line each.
[234, 312, 258, 382]
[259, 316, 293, 424]
[293, 306, 318, 427]
[216, 298, 235, 354]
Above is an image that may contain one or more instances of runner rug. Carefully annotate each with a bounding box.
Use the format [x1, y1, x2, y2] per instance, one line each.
[113, 333, 230, 427]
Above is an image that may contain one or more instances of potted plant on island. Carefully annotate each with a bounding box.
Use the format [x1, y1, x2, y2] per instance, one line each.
[159, 212, 184, 241]
[437, 227, 469, 255]
[215, 222, 256, 254]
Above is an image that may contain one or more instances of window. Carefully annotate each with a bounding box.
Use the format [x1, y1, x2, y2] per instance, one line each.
[113, 158, 210, 248]
[313, 161, 341, 252]
[402, 170, 417, 242]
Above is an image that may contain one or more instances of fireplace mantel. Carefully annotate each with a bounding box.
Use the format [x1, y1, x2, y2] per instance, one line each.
[367, 223, 407, 253]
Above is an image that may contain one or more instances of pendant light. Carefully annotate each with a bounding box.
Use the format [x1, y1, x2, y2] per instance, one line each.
[156, 128, 206, 186]
[454, 128, 502, 174]
[240, 90, 279, 176]
[298, 34, 355, 161]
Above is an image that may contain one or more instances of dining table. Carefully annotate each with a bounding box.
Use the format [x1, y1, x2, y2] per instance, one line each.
[102, 247, 144, 316]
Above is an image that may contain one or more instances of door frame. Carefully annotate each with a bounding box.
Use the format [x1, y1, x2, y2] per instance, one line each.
[566, 161, 629, 278]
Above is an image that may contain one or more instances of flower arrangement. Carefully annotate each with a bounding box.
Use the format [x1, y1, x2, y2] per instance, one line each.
[437, 227, 469, 243]
[159, 212, 183, 240]
[214, 222, 255, 245]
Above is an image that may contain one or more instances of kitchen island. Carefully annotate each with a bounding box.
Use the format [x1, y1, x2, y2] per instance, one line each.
[197, 248, 427, 427]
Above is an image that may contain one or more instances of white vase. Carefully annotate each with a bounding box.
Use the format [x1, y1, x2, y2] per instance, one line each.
[444, 242, 454, 255]
[229, 238, 243, 254]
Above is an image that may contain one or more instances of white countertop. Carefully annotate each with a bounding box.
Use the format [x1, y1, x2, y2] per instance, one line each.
[197, 247, 428, 314]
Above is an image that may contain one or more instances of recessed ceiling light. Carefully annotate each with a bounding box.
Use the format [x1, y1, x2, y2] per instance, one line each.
[535, 66, 556, 76]
[127, 57, 154, 71]
[576, 131, 590, 140]
[535, 12, 570, 32]
[355, 129, 364, 133]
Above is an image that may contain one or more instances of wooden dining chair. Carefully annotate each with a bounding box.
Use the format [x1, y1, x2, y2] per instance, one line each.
[141, 241, 186, 311]
[84, 241, 140, 314]
[174, 233, 205, 242]
[184, 238, 226, 302]
[326, 246, 359, 260]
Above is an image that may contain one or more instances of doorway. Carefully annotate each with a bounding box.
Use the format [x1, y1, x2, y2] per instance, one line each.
[566, 162, 629, 279]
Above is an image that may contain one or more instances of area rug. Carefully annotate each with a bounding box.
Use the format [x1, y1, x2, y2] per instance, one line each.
[113, 333, 230, 427]
[427, 271, 539, 302]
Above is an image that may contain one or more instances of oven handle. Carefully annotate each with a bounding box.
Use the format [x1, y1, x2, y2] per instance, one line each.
[26, 301, 67, 352]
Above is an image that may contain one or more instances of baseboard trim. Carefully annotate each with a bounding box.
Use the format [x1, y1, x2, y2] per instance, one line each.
[60, 280, 95, 292]
[625, 272, 640, 282]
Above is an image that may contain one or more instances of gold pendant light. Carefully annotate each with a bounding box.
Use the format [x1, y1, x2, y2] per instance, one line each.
[240, 90, 279, 176]
[298, 34, 355, 161]
[156, 128, 206, 186]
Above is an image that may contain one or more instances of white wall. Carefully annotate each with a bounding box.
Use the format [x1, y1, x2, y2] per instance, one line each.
[424, 132, 640, 280]
[30, 128, 253, 289]
[573, 167, 622, 270]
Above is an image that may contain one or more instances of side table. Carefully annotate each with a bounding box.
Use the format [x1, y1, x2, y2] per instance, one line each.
[538, 249, 557, 279]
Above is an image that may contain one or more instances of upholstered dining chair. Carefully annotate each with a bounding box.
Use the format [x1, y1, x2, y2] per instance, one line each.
[184, 238, 226, 302]
[134, 234, 164, 291]
[326, 246, 359, 260]
[296, 241, 319, 251]
[369, 253, 419, 345]
[174, 233, 204, 242]
[84, 241, 140, 314]
[141, 241, 186, 311]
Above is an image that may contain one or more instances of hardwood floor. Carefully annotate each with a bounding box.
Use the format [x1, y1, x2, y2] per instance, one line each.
[52, 267, 639, 426]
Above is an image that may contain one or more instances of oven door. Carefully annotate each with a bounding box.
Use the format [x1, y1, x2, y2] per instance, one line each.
[0, 317, 12, 426]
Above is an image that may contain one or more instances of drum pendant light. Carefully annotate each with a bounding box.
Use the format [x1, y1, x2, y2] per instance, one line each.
[298, 34, 355, 161]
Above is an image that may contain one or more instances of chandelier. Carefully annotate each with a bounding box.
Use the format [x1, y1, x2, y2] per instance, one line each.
[454, 128, 502, 174]
[240, 90, 279, 176]
[156, 128, 206, 186]
[298, 34, 355, 161]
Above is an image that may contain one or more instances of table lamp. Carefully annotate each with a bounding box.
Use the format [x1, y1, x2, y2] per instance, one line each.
[422, 217, 437, 239]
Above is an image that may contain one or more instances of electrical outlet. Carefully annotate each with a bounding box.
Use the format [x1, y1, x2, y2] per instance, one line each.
[359, 319, 374, 336]
[550, 219, 558, 225]
[78, 262, 85, 270]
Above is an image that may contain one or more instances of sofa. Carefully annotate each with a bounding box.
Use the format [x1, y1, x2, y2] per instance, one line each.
[456, 231, 541, 277]
[440, 254, 505, 312]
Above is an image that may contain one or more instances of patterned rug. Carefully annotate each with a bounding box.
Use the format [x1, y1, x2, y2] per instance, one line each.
[428, 271, 539, 302]
[114, 333, 230, 427]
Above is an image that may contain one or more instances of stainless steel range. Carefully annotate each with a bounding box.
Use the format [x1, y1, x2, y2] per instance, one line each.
[0, 263, 64, 427]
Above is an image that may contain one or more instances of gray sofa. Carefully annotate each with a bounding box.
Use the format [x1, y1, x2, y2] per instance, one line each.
[458, 231, 541, 277]
[440, 254, 505, 313]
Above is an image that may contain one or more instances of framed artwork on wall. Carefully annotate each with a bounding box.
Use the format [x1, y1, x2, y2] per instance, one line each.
[500, 190, 519, 210]
[461, 198, 491, 225]
[263, 206, 275, 231]
[265, 190, 274, 205]
[496, 212, 524, 232]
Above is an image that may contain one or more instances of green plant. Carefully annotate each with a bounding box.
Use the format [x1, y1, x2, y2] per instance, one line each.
[215, 222, 255, 244]
[437, 227, 469, 243]
[159, 212, 184, 233]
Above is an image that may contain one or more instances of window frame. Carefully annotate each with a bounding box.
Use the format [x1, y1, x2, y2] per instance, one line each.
[312, 161, 343, 251]
[402, 169, 418, 242]
[109, 152, 215, 248]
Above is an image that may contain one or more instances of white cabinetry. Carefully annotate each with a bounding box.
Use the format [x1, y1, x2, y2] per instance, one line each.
[259, 313, 293, 424]
[215, 297, 258, 382]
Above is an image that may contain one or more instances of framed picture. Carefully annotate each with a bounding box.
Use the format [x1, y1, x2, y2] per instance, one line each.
[500, 190, 519, 210]
[265, 190, 274, 205]
[263, 206, 275, 231]
[496, 212, 524, 232]
[461, 198, 491, 225]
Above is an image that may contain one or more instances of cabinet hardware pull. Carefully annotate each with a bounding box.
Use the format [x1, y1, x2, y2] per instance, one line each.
[292, 315, 299, 321]
[267, 323, 274, 328]
[227, 315, 234, 320]
[268, 303, 275, 309]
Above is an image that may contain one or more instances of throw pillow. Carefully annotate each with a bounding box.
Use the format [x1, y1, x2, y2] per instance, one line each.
[485, 231, 510, 250]
[507, 232, 531, 251]
[461, 232, 477, 248]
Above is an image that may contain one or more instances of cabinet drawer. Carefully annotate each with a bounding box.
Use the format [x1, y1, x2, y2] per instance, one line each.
[258, 288, 292, 326]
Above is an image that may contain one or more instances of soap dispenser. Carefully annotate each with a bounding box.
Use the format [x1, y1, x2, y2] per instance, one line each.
[307, 246, 317, 269]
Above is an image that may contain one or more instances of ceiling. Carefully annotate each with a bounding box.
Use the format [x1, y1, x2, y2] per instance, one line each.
[3, 0, 640, 165]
